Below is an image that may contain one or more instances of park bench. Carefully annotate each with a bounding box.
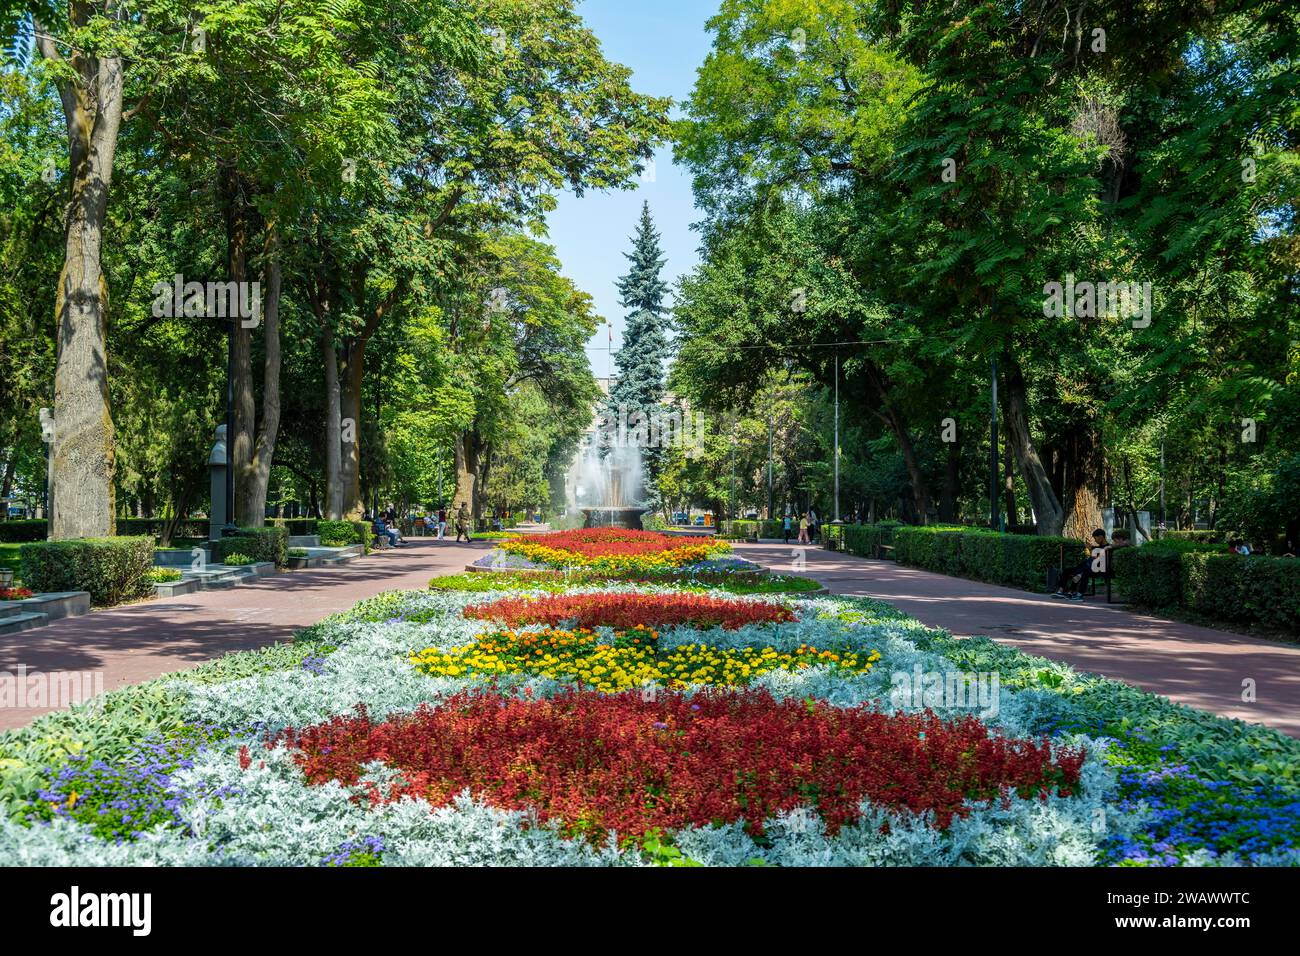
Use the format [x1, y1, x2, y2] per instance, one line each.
[1048, 545, 1117, 603]
[874, 543, 896, 561]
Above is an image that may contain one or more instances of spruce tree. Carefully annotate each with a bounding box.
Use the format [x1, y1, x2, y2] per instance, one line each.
[606, 202, 672, 501]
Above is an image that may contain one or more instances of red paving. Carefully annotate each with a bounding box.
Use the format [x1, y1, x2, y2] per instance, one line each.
[0, 538, 487, 731]
[734, 542, 1300, 738]
[7, 535, 1298, 739]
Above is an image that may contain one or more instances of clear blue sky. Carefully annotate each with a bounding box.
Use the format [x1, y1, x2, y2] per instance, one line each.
[545, 0, 718, 373]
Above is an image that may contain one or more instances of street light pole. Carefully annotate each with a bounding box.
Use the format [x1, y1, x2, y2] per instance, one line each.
[767, 407, 774, 520]
[990, 355, 999, 531]
[1159, 437, 1167, 532]
[223, 321, 237, 536]
[729, 410, 736, 521]
[979, 211, 1001, 533]
[833, 354, 841, 523]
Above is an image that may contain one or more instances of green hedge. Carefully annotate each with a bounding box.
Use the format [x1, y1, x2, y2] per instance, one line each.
[18, 537, 156, 606]
[0, 520, 47, 543]
[894, 526, 1087, 592]
[721, 519, 789, 540]
[316, 519, 371, 552]
[1116, 543, 1300, 632]
[1, 518, 216, 543]
[268, 518, 318, 536]
[214, 525, 288, 567]
[836, 522, 903, 557]
[1160, 529, 1231, 545]
[115, 517, 210, 539]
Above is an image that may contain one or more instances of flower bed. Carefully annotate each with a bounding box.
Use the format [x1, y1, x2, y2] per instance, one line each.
[0, 586, 34, 601]
[0, 582, 1296, 867]
[282, 689, 1084, 840]
[497, 527, 730, 575]
[411, 625, 877, 691]
[464, 592, 796, 630]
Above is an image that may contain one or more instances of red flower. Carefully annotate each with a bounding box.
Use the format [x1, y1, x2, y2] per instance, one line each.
[279, 689, 1084, 843]
[464, 592, 795, 630]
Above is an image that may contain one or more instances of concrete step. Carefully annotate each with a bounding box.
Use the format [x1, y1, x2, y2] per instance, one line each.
[0, 591, 90, 621]
[154, 578, 201, 598]
[155, 548, 210, 568]
[0, 611, 48, 634]
[288, 535, 321, 548]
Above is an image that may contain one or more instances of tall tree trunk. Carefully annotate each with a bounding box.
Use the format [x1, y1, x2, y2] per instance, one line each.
[1001, 356, 1065, 537]
[37, 15, 124, 539]
[453, 430, 478, 517]
[1061, 425, 1105, 542]
[864, 363, 931, 522]
[0, 457, 14, 501]
[1003, 436, 1018, 526]
[321, 330, 343, 520]
[339, 339, 366, 519]
[220, 163, 257, 527]
[939, 437, 960, 522]
[235, 232, 282, 524]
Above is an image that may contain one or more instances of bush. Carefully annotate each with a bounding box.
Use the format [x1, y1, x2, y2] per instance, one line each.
[222, 553, 256, 566]
[115, 517, 210, 539]
[1160, 529, 1230, 545]
[18, 537, 156, 606]
[316, 520, 370, 552]
[893, 526, 1086, 592]
[838, 522, 903, 558]
[269, 518, 319, 536]
[1115, 543, 1300, 633]
[214, 525, 287, 566]
[0, 520, 48, 543]
[146, 567, 182, 584]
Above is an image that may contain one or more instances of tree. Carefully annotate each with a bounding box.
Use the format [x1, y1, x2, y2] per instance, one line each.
[606, 202, 673, 502]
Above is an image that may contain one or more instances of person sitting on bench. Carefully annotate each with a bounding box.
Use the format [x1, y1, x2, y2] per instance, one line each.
[372, 516, 401, 548]
[1053, 529, 1110, 601]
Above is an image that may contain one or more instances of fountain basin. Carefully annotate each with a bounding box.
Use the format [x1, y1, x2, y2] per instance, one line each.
[581, 507, 649, 531]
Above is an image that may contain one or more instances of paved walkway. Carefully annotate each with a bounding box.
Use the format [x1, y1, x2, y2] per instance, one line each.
[0, 538, 486, 731]
[735, 542, 1300, 738]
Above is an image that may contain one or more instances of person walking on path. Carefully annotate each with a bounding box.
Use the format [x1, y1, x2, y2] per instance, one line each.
[798, 513, 810, 544]
[437, 507, 447, 540]
[782, 513, 792, 544]
[455, 503, 472, 543]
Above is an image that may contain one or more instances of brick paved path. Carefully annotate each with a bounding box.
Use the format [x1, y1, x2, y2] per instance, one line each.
[734, 542, 1300, 738]
[0, 538, 486, 731]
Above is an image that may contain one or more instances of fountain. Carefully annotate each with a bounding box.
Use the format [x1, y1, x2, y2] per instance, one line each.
[568, 433, 649, 530]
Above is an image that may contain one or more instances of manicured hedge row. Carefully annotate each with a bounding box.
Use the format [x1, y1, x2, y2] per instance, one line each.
[18, 537, 155, 606]
[1114, 543, 1300, 633]
[214, 526, 288, 567]
[1160, 529, 1230, 545]
[116, 518, 210, 539]
[0, 520, 47, 543]
[268, 518, 318, 536]
[0, 518, 213, 543]
[894, 526, 1087, 592]
[834, 522, 903, 557]
[316, 519, 371, 552]
[719, 519, 786, 540]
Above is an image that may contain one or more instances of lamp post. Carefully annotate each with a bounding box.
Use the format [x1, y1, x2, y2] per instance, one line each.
[979, 211, 1001, 533]
[221, 320, 238, 537]
[39, 407, 54, 533]
[729, 410, 736, 521]
[990, 355, 1000, 531]
[833, 354, 841, 523]
[767, 409, 774, 521]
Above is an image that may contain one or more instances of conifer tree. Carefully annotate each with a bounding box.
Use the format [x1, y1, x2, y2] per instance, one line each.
[606, 202, 672, 500]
